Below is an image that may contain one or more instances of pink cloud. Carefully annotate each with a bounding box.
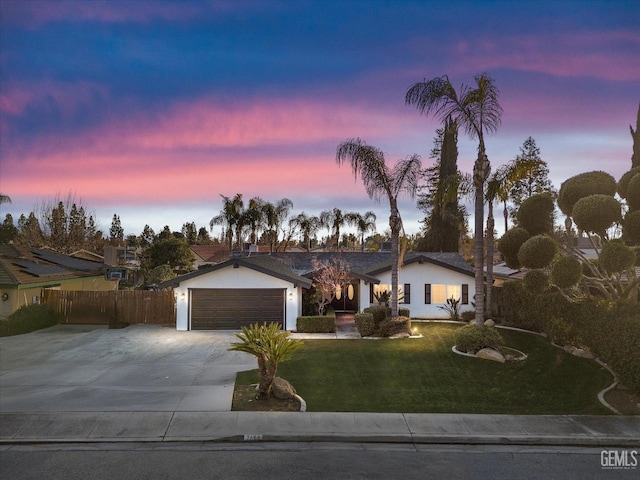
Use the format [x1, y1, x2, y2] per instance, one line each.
[448, 31, 640, 82]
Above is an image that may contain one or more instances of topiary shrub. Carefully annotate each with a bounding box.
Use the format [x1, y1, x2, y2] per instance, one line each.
[523, 269, 549, 294]
[454, 324, 504, 354]
[599, 241, 636, 274]
[617, 167, 640, 200]
[551, 255, 583, 288]
[543, 316, 581, 347]
[0, 304, 59, 337]
[296, 315, 335, 333]
[354, 312, 375, 337]
[517, 235, 558, 269]
[557, 171, 617, 216]
[572, 194, 622, 237]
[363, 306, 410, 327]
[626, 174, 640, 211]
[460, 310, 475, 322]
[516, 193, 555, 236]
[623, 210, 640, 244]
[498, 227, 530, 269]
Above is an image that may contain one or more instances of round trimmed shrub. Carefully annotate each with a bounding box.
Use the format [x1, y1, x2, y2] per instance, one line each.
[517, 235, 559, 269]
[599, 241, 636, 274]
[617, 167, 640, 199]
[523, 269, 549, 294]
[498, 227, 530, 269]
[516, 193, 555, 236]
[623, 210, 640, 244]
[627, 174, 640, 211]
[551, 255, 583, 288]
[454, 324, 504, 354]
[572, 194, 621, 236]
[558, 171, 617, 216]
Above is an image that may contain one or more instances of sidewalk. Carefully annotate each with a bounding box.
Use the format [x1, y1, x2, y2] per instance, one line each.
[1, 411, 638, 446]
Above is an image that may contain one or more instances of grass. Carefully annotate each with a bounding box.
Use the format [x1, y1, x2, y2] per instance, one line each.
[235, 323, 614, 415]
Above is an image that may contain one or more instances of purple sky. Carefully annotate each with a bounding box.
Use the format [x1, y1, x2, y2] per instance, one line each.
[1, 0, 638, 240]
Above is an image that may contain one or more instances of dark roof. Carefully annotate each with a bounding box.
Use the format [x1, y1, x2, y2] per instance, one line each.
[159, 255, 313, 289]
[0, 245, 104, 287]
[244, 251, 474, 278]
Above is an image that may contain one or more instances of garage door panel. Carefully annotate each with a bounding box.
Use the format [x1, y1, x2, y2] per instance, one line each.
[191, 288, 284, 330]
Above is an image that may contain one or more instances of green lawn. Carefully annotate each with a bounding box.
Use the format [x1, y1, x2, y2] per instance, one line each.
[235, 323, 614, 414]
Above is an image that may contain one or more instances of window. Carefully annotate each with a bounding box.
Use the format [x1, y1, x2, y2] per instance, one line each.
[371, 283, 409, 304]
[425, 284, 463, 304]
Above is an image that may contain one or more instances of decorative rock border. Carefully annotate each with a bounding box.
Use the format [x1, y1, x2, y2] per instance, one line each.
[451, 345, 527, 362]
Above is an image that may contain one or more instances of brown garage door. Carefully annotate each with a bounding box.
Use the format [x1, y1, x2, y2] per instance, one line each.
[190, 288, 285, 330]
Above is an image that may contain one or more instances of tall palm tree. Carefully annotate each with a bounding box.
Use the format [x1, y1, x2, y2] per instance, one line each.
[336, 138, 421, 317]
[291, 212, 320, 251]
[210, 193, 244, 250]
[346, 211, 377, 251]
[485, 160, 539, 317]
[406, 73, 502, 326]
[262, 198, 293, 253]
[243, 196, 265, 245]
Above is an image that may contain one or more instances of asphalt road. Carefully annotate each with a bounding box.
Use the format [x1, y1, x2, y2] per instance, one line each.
[1, 442, 638, 480]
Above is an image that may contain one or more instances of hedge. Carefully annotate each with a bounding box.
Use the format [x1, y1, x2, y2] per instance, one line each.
[0, 304, 60, 337]
[296, 315, 336, 333]
[354, 313, 375, 337]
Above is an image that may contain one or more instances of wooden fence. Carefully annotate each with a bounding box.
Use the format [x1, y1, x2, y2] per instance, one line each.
[43, 290, 176, 326]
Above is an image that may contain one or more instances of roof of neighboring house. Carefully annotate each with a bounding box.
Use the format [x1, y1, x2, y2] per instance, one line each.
[190, 245, 230, 264]
[159, 255, 313, 290]
[0, 244, 104, 287]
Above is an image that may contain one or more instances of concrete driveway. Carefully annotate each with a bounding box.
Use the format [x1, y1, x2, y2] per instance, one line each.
[0, 324, 256, 413]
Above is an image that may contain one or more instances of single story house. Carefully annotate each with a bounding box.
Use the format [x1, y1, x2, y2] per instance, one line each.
[0, 244, 113, 318]
[161, 251, 476, 331]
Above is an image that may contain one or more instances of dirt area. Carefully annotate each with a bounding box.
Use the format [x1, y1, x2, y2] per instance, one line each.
[232, 385, 301, 412]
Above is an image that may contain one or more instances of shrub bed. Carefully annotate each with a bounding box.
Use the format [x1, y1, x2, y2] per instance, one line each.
[454, 324, 504, 354]
[296, 315, 335, 333]
[0, 304, 60, 337]
[354, 312, 375, 337]
[378, 316, 412, 337]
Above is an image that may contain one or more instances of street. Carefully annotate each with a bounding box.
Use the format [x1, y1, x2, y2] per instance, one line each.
[1, 442, 637, 480]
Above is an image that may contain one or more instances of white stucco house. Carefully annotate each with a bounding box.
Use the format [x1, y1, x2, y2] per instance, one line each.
[160, 251, 476, 331]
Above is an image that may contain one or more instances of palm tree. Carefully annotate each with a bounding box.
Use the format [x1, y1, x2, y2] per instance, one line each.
[0, 194, 11, 205]
[336, 138, 421, 317]
[406, 73, 502, 326]
[346, 211, 377, 251]
[243, 196, 265, 245]
[210, 193, 244, 250]
[262, 198, 293, 253]
[291, 212, 320, 251]
[485, 160, 540, 317]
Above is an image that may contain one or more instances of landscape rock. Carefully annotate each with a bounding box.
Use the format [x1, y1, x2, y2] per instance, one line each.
[571, 348, 594, 359]
[484, 319, 495, 327]
[271, 377, 297, 400]
[476, 348, 505, 363]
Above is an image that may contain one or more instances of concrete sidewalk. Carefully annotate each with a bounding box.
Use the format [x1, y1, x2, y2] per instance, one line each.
[1, 411, 638, 446]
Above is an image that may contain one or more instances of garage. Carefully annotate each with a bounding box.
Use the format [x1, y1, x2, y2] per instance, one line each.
[190, 288, 285, 330]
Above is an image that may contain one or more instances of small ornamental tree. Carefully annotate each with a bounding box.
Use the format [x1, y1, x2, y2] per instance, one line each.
[497, 227, 530, 269]
[550, 255, 583, 289]
[311, 258, 352, 315]
[516, 193, 555, 236]
[557, 171, 617, 218]
[572, 194, 621, 239]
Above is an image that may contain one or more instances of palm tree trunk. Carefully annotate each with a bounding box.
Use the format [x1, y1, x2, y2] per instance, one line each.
[486, 201, 495, 320]
[389, 203, 401, 318]
[473, 152, 490, 327]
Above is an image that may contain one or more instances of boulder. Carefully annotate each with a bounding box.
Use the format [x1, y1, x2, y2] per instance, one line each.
[476, 348, 505, 363]
[571, 348, 594, 359]
[271, 377, 297, 400]
[484, 319, 495, 327]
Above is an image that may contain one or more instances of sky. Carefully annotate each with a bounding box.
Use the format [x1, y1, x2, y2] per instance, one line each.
[1, 0, 638, 242]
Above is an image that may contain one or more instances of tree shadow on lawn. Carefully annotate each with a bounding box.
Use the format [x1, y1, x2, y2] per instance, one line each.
[234, 324, 615, 415]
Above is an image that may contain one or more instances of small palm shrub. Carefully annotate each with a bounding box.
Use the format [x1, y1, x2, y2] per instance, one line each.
[438, 297, 461, 320]
[454, 324, 504, 354]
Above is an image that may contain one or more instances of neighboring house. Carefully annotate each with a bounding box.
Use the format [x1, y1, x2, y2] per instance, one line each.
[190, 245, 231, 269]
[0, 244, 113, 318]
[161, 251, 475, 331]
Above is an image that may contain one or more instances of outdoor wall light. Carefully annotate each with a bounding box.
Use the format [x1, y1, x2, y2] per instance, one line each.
[180, 293, 186, 301]
[1, 293, 8, 302]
